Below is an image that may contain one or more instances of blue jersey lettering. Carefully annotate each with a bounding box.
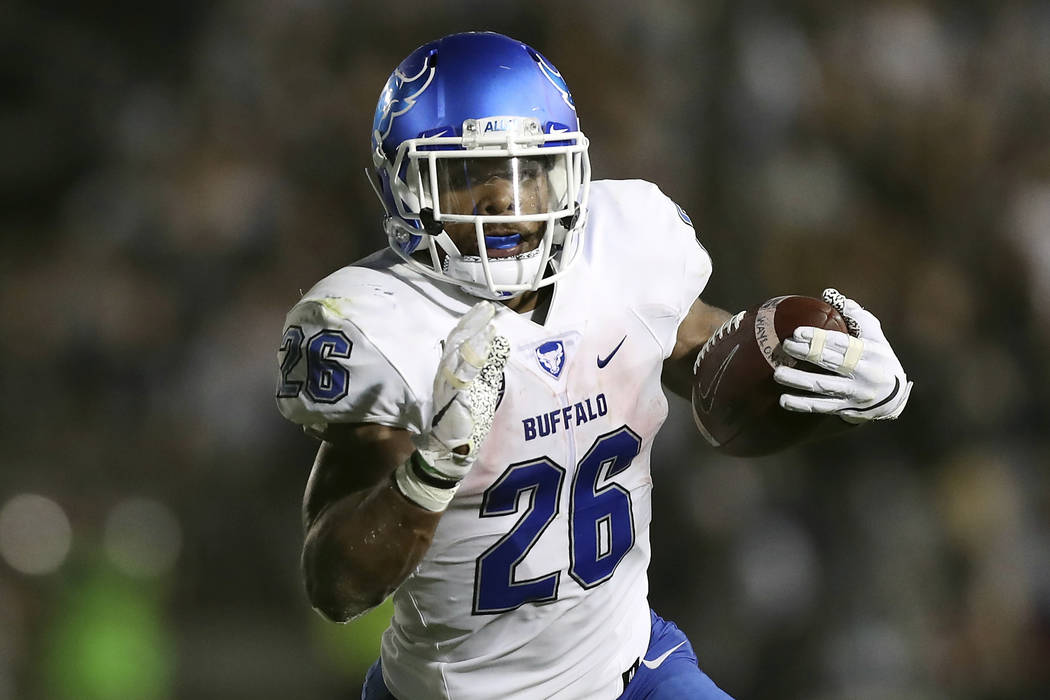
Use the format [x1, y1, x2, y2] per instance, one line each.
[523, 392, 610, 442]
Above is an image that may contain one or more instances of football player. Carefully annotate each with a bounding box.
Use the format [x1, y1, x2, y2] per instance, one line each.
[275, 32, 912, 699]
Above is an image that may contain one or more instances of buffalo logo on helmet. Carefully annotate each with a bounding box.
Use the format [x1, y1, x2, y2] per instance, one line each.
[527, 48, 576, 111]
[372, 49, 437, 148]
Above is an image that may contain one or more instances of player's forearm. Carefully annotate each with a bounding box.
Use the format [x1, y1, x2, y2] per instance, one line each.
[663, 299, 732, 399]
[302, 481, 441, 622]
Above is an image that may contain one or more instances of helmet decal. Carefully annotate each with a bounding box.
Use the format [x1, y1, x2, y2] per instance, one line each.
[528, 49, 576, 112]
[373, 50, 437, 148]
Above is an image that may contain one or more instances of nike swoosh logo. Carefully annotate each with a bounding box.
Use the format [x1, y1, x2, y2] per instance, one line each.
[597, 335, 627, 369]
[641, 641, 686, 670]
[697, 344, 739, 414]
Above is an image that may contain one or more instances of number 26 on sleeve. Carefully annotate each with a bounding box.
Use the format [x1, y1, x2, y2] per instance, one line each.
[277, 326, 353, 404]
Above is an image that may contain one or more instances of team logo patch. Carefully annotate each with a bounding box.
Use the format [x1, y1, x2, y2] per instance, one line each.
[535, 340, 566, 378]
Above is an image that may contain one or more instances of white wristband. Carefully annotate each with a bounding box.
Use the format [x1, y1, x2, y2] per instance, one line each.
[393, 453, 460, 512]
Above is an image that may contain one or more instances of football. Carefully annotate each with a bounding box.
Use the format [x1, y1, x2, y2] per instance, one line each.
[692, 295, 850, 457]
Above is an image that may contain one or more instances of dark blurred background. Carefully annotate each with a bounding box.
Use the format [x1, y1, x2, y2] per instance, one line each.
[3, 1, 1050, 698]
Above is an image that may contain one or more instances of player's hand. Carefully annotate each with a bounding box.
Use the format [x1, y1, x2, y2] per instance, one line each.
[772, 289, 912, 423]
[396, 301, 509, 511]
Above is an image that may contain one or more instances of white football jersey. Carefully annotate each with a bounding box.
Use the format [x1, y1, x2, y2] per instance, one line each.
[276, 180, 712, 699]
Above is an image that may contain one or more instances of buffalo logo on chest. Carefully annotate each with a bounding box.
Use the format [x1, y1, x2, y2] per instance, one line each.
[535, 340, 566, 378]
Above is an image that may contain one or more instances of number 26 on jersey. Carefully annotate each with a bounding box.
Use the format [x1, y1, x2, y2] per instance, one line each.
[474, 427, 641, 614]
[277, 326, 353, 403]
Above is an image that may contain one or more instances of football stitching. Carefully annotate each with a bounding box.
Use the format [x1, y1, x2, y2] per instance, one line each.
[694, 310, 745, 373]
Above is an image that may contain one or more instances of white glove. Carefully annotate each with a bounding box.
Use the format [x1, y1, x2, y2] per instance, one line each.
[394, 301, 510, 511]
[773, 289, 912, 424]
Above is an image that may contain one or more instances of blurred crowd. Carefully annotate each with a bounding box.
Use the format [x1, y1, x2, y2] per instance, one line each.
[2, 0, 1049, 698]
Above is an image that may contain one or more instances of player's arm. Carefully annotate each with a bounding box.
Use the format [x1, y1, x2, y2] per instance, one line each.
[663, 290, 911, 425]
[301, 423, 440, 622]
[297, 301, 509, 622]
[662, 297, 732, 400]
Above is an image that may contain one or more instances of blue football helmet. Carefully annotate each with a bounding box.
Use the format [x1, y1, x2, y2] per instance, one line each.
[368, 32, 591, 299]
